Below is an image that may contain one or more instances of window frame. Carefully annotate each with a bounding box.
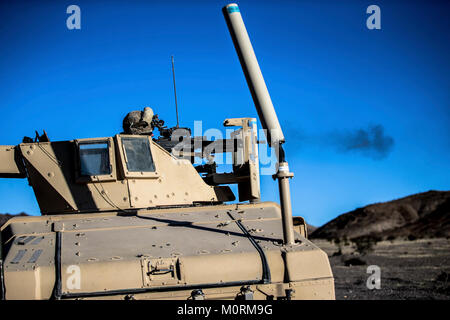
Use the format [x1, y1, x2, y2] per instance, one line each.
[74, 137, 117, 183]
[116, 134, 159, 179]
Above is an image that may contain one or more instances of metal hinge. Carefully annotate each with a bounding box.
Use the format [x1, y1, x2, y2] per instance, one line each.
[140, 257, 179, 287]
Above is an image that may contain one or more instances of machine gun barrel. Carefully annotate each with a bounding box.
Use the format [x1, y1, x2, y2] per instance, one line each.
[222, 3, 284, 147]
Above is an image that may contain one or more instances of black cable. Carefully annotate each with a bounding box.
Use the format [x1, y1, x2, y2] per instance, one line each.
[52, 231, 62, 300]
[227, 212, 271, 284]
[60, 279, 260, 299]
[0, 230, 5, 300]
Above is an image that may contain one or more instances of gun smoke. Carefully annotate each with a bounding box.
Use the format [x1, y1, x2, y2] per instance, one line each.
[285, 124, 395, 160]
[328, 124, 394, 159]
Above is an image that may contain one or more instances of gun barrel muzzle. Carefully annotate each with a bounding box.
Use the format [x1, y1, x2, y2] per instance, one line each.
[223, 3, 285, 147]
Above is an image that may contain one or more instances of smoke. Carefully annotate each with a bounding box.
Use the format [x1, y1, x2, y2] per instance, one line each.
[327, 125, 395, 160]
[283, 123, 395, 160]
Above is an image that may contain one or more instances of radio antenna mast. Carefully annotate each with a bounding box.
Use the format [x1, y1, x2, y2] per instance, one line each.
[171, 55, 180, 128]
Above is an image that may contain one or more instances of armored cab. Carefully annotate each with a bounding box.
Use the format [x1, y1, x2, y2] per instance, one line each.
[0, 3, 334, 300]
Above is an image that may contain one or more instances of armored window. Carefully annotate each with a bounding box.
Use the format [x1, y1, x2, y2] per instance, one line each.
[79, 142, 111, 176]
[122, 137, 155, 172]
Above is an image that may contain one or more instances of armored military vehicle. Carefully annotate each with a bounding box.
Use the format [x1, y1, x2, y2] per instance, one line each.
[0, 4, 334, 300]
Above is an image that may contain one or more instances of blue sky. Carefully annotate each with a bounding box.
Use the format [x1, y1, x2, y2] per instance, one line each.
[0, 0, 449, 226]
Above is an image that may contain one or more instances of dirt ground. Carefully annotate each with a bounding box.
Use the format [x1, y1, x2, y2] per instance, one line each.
[312, 238, 450, 300]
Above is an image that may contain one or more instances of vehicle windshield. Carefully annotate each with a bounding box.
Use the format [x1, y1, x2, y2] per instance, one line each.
[79, 142, 111, 176]
[122, 137, 155, 172]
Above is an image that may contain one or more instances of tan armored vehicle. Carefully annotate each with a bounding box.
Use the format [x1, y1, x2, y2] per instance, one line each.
[0, 4, 334, 300]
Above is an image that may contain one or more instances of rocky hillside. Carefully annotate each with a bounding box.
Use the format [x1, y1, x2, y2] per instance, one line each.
[0, 212, 28, 228]
[306, 224, 317, 234]
[311, 190, 450, 240]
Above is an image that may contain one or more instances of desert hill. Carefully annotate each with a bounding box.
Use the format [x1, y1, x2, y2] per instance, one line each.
[306, 224, 317, 234]
[0, 212, 28, 228]
[311, 190, 450, 240]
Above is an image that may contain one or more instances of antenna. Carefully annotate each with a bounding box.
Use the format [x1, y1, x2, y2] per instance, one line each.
[171, 55, 180, 128]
